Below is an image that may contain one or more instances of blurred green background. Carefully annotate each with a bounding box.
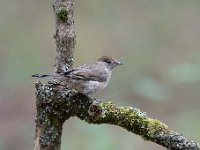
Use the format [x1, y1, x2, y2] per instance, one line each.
[0, 0, 200, 149]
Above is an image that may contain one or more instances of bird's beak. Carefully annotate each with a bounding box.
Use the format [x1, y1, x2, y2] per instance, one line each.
[116, 61, 123, 65]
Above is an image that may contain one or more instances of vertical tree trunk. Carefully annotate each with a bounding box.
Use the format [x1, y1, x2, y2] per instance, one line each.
[53, 0, 75, 73]
[34, 0, 75, 149]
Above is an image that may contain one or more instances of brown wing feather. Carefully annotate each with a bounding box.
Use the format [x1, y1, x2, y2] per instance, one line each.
[63, 62, 108, 82]
[73, 72, 106, 82]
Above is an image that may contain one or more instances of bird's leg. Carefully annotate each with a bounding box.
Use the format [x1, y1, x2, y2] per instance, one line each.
[93, 98, 102, 104]
[48, 79, 65, 87]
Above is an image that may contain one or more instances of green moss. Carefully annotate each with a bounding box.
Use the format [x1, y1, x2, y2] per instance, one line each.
[91, 101, 169, 141]
[34, 81, 199, 149]
[146, 118, 168, 138]
[46, 114, 59, 127]
[57, 7, 68, 22]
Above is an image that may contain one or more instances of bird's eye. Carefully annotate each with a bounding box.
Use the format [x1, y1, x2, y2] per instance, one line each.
[107, 61, 112, 64]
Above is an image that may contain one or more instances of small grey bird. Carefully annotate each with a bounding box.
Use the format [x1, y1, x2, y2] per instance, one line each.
[32, 56, 123, 94]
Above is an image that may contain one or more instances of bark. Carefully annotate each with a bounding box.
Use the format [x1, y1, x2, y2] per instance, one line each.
[34, 81, 200, 150]
[33, 0, 200, 150]
[34, 0, 75, 149]
[53, 0, 75, 73]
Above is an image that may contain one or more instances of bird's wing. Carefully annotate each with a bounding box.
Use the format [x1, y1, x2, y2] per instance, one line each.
[62, 63, 108, 82]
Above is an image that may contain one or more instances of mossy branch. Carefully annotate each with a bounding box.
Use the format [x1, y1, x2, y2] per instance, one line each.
[34, 81, 200, 150]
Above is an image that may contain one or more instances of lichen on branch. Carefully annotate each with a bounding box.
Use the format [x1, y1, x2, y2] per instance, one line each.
[53, 0, 75, 73]
[57, 7, 68, 22]
[34, 81, 200, 150]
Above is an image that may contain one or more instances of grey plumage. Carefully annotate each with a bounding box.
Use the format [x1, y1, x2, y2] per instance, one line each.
[32, 56, 123, 94]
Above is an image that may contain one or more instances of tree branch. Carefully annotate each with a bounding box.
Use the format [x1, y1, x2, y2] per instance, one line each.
[34, 81, 200, 150]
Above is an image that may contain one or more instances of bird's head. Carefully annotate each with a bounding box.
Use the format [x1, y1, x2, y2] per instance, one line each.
[97, 55, 123, 70]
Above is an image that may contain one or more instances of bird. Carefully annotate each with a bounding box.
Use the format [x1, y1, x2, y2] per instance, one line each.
[32, 55, 123, 95]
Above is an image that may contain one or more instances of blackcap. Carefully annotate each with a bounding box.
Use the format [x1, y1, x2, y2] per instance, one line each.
[32, 56, 123, 94]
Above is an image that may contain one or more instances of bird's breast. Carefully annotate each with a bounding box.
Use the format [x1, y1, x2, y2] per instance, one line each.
[79, 78, 110, 95]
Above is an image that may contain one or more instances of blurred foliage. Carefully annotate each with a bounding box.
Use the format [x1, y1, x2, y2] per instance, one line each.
[0, 0, 200, 150]
[175, 110, 200, 141]
[166, 63, 200, 83]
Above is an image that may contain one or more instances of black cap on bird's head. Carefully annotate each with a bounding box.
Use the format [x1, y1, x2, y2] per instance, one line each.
[97, 55, 123, 70]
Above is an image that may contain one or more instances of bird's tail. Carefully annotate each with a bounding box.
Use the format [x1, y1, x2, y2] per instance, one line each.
[32, 73, 51, 78]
